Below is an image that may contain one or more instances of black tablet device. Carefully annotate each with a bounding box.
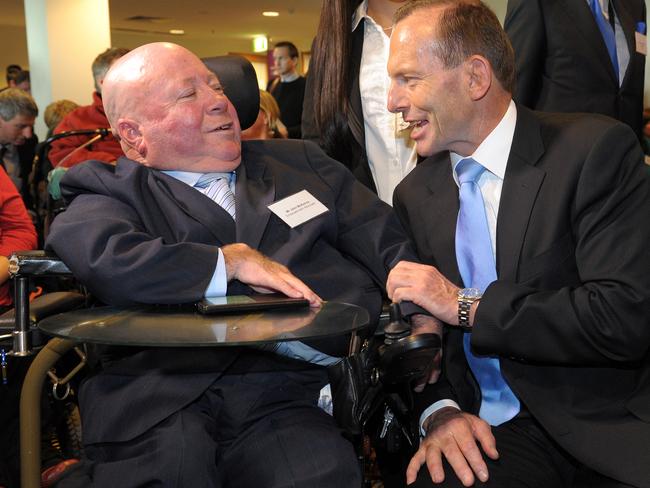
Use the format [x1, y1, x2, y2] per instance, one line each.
[197, 294, 310, 315]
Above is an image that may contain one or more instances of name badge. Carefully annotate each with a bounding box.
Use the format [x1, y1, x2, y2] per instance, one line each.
[268, 190, 329, 228]
[635, 32, 647, 55]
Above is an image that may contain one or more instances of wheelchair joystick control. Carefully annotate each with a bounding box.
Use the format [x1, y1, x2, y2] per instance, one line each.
[383, 303, 411, 344]
[378, 303, 441, 387]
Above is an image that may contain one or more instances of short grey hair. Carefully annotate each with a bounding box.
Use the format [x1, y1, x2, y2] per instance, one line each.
[0, 88, 38, 121]
[92, 47, 130, 92]
[394, 0, 515, 94]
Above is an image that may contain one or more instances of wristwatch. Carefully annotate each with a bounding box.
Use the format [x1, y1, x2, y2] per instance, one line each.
[457, 288, 482, 329]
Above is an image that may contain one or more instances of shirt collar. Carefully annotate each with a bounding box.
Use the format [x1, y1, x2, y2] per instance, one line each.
[450, 99, 517, 185]
[352, 0, 369, 32]
[280, 72, 300, 83]
[162, 170, 234, 187]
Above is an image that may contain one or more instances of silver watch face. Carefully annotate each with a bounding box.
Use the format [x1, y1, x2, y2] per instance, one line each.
[460, 288, 482, 300]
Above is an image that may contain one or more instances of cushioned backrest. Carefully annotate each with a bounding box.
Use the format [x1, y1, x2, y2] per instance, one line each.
[202, 55, 260, 131]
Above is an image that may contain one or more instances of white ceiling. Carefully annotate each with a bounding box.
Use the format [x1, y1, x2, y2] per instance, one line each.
[2, 0, 323, 51]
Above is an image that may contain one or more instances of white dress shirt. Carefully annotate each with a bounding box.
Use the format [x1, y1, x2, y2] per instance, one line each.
[353, 0, 418, 204]
[419, 100, 517, 435]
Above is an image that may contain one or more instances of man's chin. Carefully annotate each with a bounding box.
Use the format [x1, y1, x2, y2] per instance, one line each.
[222, 155, 242, 172]
[415, 141, 435, 158]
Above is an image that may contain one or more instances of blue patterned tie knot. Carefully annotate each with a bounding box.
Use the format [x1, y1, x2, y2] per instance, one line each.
[456, 158, 486, 185]
[195, 173, 236, 220]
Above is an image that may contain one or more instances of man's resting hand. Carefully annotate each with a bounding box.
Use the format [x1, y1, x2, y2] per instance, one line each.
[222, 243, 322, 307]
[407, 407, 498, 486]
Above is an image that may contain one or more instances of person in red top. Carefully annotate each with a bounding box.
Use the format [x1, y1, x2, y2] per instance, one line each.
[0, 165, 37, 310]
[48, 48, 129, 168]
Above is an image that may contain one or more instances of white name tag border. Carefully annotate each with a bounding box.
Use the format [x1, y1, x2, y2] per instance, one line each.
[267, 189, 329, 228]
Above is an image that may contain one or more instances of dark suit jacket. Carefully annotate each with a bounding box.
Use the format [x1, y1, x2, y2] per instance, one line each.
[505, 0, 646, 140]
[393, 106, 650, 487]
[46, 139, 418, 445]
[12, 134, 37, 209]
[302, 22, 377, 193]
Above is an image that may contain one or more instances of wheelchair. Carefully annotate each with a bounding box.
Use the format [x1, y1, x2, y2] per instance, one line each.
[0, 252, 88, 488]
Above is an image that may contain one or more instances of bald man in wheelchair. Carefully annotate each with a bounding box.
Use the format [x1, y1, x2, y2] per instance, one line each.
[46, 42, 440, 488]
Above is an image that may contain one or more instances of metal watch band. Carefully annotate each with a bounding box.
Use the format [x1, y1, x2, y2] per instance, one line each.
[458, 298, 473, 328]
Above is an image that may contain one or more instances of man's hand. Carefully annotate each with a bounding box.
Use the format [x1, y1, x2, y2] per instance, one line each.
[410, 314, 443, 390]
[407, 407, 498, 486]
[387, 261, 459, 325]
[221, 243, 322, 307]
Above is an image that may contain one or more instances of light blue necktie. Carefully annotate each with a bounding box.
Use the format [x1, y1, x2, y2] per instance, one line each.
[590, 0, 619, 80]
[195, 173, 236, 220]
[455, 158, 520, 426]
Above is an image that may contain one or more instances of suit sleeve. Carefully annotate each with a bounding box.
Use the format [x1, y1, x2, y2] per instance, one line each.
[504, 0, 545, 107]
[45, 167, 219, 306]
[474, 124, 650, 365]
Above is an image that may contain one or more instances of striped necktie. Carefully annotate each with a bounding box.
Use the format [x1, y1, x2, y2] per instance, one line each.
[194, 173, 236, 220]
[455, 158, 520, 426]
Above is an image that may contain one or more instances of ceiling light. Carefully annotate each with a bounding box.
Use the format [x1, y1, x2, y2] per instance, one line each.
[262, 11, 279, 17]
[169, 29, 185, 35]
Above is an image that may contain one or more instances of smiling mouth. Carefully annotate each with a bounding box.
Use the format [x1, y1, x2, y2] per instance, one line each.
[405, 120, 427, 129]
[212, 122, 233, 132]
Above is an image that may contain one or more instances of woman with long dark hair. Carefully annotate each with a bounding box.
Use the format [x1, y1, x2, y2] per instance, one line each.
[302, 0, 415, 204]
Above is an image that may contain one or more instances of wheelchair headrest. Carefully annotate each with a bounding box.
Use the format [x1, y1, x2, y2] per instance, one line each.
[202, 55, 260, 131]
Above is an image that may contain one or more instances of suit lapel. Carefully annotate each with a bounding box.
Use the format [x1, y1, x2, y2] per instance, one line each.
[496, 106, 546, 282]
[235, 146, 275, 249]
[151, 171, 236, 244]
[561, 0, 619, 85]
[420, 154, 462, 286]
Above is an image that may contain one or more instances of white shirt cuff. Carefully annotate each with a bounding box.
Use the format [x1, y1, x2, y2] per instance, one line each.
[419, 399, 461, 437]
[204, 248, 227, 297]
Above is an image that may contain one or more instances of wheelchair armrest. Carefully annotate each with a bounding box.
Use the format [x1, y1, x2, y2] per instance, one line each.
[9, 250, 71, 277]
[0, 292, 86, 333]
[8, 251, 75, 354]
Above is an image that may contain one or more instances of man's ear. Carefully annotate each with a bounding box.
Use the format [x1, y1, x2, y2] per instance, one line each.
[116, 118, 146, 159]
[466, 55, 492, 101]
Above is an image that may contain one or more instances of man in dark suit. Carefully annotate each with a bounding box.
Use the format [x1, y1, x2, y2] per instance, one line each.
[384, 1, 650, 487]
[0, 88, 37, 208]
[505, 0, 647, 141]
[46, 42, 439, 487]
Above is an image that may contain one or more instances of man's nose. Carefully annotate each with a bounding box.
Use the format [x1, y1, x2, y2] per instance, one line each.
[387, 81, 404, 114]
[207, 90, 228, 112]
[22, 126, 33, 139]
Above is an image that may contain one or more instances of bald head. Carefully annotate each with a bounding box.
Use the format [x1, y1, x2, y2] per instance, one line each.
[103, 43, 185, 129]
[101, 42, 242, 172]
